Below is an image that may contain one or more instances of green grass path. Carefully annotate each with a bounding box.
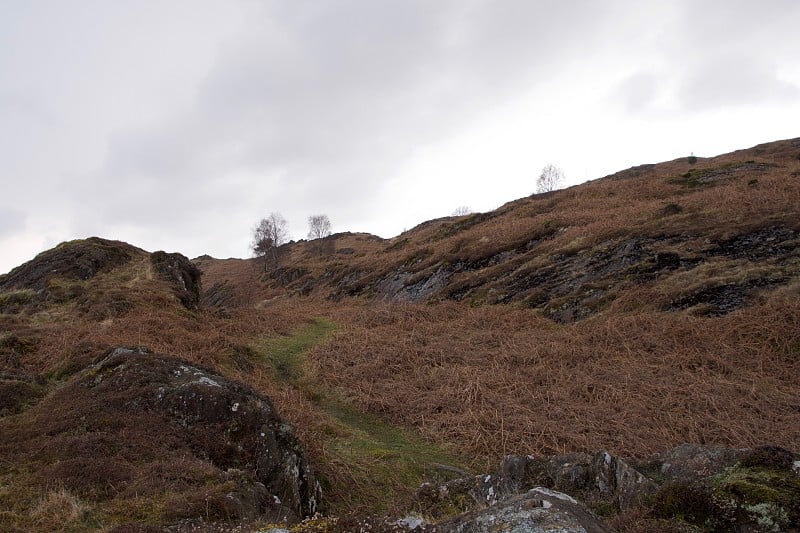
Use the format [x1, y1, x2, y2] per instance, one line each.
[248, 317, 468, 514]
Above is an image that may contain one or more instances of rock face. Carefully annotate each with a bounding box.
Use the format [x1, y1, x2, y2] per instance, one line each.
[150, 251, 202, 310]
[418, 451, 657, 520]
[277, 224, 800, 322]
[84, 347, 321, 519]
[415, 445, 800, 533]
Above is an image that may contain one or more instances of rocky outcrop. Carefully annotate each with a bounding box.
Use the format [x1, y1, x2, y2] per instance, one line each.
[417, 451, 658, 521]
[412, 445, 800, 533]
[640, 444, 800, 532]
[0, 237, 142, 292]
[83, 347, 321, 519]
[0, 346, 322, 526]
[284, 224, 800, 322]
[150, 251, 202, 310]
[257, 443, 799, 532]
[0, 239, 206, 315]
[430, 488, 611, 533]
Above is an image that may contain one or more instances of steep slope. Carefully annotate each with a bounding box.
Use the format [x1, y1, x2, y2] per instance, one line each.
[237, 137, 800, 323]
[196, 137, 800, 529]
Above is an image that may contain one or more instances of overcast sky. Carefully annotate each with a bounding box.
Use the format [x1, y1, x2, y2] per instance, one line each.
[2, 1, 799, 274]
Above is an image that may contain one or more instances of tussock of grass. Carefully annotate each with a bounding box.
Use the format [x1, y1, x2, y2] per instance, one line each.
[29, 486, 92, 531]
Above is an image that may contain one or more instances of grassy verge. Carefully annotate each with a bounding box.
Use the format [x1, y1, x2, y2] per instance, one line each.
[249, 317, 336, 383]
[247, 318, 468, 515]
[318, 396, 467, 515]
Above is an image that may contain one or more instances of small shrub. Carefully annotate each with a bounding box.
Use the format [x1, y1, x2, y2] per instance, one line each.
[739, 445, 795, 471]
[0, 289, 36, 313]
[0, 334, 40, 355]
[0, 380, 45, 415]
[688, 154, 698, 165]
[651, 481, 722, 526]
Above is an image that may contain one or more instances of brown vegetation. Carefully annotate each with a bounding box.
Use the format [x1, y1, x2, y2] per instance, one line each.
[0, 137, 799, 530]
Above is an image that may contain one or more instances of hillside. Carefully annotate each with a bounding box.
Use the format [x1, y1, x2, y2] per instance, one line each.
[210, 137, 800, 319]
[1, 137, 799, 531]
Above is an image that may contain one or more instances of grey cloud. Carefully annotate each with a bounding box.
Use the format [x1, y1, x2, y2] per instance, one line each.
[678, 55, 799, 110]
[668, 1, 800, 111]
[676, 0, 800, 54]
[615, 72, 660, 113]
[9, 0, 796, 265]
[0, 207, 24, 239]
[86, 0, 617, 236]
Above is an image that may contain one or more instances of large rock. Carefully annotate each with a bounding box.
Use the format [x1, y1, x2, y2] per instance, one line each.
[637, 442, 747, 483]
[420, 450, 657, 515]
[416, 459, 614, 532]
[639, 444, 800, 531]
[83, 347, 321, 518]
[150, 251, 202, 310]
[0, 237, 142, 291]
[0, 346, 322, 525]
[430, 488, 611, 533]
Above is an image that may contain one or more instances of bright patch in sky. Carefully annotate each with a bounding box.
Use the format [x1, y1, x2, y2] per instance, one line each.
[1, 1, 799, 273]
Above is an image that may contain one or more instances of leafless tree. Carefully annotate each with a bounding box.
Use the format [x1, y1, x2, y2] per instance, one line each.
[307, 214, 332, 240]
[536, 164, 564, 193]
[307, 214, 333, 257]
[452, 206, 472, 216]
[252, 212, 288, 272]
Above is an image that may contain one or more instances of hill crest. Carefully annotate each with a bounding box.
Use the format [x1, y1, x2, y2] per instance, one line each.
[201, 136, 800, 322]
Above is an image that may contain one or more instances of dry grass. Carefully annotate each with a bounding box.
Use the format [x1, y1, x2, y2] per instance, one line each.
[306, 294, 800, 467]
[29, 486, 91, 531]
[1, 137, 799, 528]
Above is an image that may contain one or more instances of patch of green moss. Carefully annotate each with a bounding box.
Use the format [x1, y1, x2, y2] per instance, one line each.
[651, 462, 800, 531]
[318, 396, 467, 515]
[413, 477, 480, 520]
[247, 317, 467, 515]
[0, 289, 36, 313]
[711, 465, 800, 528]
[652, 481, 721, 528]
[46, 278, 86, 303]
[248, 317, 336, 383]
[589, 500, 619, 518]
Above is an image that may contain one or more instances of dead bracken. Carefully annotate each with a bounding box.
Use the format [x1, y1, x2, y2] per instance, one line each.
[1, 137, 799, 531]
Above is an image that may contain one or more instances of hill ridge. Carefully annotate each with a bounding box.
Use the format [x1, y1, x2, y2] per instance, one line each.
[200, 136, 800, 323]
